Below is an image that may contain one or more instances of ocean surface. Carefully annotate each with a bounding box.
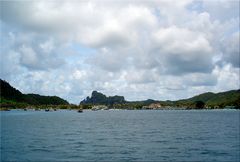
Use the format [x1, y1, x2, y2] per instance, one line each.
[1, 109, 239, 162]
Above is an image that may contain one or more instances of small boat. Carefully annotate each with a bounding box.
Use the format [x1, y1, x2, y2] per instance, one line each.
[77, 109, 83, 113]
[24, 108, 27, 111]
[45, 109, 50, 112]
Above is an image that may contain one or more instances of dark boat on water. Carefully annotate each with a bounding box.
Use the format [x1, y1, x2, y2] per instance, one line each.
[78, 109, 83, 113]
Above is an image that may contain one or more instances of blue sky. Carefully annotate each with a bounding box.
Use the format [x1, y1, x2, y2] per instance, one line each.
[0, 0, 239, 104]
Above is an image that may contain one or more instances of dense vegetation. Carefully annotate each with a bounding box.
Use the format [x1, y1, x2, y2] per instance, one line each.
[175, 90, 240, 108]
[1, 78, 239, 110]
[0, 79, 25, 102]
[80, 90, 240, 109]
[80, 91, 126, 105]
[0, 79, 69, 108]
[25, 94, 69, 105]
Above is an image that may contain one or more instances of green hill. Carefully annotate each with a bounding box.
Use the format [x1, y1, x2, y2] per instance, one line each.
[80, 90, 240, 109]
[185, 92, 216, 102]
[205, 90, 240, 107]
[1, 78, 239, 109]
[25, 94, 69, 105]
[0, 79, 69, 107]
[176, 90, 240, 108]
[0, 79, 25, 102]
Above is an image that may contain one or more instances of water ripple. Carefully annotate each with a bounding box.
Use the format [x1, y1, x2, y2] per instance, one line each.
[1, 109, 239, 162]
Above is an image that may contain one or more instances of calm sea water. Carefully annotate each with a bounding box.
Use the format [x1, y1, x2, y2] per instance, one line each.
[1, 109, 239, 162]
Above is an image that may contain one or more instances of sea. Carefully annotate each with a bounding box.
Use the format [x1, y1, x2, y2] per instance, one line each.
[1, 109, 239, 162]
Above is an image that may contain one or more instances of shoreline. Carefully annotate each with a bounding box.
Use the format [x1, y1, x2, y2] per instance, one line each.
[1, 107, 239, 111]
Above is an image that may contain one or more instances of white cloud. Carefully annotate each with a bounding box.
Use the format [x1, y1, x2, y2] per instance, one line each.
[19, 45, 39, 68]
[150, 26, 214, 74]
[0, 0, 239, 104]
[202, 0, 239, 22]
[221, 31, 240, 67]
[39, 38, 54, 53]
[71, 69, 87, 81]
[213, 64, 240, 91]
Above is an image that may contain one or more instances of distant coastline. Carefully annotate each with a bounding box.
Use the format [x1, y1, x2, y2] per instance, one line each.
[1, 79, 239, 111]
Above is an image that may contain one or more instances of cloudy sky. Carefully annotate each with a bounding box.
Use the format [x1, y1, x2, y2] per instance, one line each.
[0, 0, 239, 104]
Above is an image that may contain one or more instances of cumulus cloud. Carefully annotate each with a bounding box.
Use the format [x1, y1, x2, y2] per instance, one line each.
[221, 32, 240, 68]
[202, 0, 239, 22]
[18, 42, 65, 70]
[151, 26, 213, 74]
[0, 0, 239, 104]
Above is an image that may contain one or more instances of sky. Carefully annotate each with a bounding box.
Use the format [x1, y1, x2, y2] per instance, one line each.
[0, 0, 239, 104]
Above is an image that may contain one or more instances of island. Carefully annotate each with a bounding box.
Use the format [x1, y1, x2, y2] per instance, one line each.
[0, 79, 80, 111]
[79, 90, 240, 110]
[1, 79, 239, 111]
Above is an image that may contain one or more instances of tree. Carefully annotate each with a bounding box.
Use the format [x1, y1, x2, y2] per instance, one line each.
[195, 101, 205, 109]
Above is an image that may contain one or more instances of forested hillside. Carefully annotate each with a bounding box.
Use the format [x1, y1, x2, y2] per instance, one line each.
[0, 79, 69, 106]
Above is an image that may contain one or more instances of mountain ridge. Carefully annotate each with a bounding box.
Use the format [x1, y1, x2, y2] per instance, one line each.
[0, 79, 69, 106]
[1, 79, 239, 109]
[81, 89, 240, 108]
